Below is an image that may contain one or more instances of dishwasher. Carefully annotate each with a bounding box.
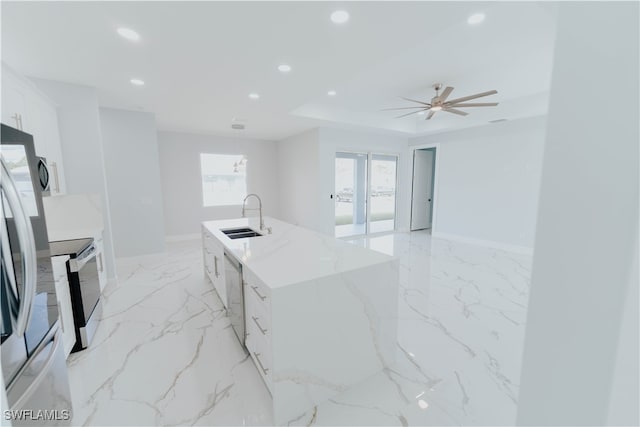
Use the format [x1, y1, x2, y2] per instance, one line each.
[224, 252, 245, 346]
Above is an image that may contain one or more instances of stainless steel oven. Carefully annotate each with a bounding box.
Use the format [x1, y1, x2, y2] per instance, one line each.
[49, 238, 101, 352]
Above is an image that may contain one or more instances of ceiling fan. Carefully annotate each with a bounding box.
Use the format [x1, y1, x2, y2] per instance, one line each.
[385, 83, 498, 120]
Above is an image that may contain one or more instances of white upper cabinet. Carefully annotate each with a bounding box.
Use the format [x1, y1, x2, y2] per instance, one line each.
[1, 70, 28, 130]
[2, 63, 66, 194]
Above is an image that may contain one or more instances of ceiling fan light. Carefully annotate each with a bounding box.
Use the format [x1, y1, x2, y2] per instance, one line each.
[430, 106, 443, 111]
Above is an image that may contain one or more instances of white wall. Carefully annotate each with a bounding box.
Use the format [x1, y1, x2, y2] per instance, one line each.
[30, 78, 117, 280]
[516, 2, 639, 425]
[99, 108, 165, 257]
[277, 129, 322, 231]
[607, 236, 639, 426]
[410, 116, 546, 251]
[157, 131, 280, 237]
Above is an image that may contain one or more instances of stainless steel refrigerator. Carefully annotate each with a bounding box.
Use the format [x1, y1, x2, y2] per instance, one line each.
[1, 124, 72, 426]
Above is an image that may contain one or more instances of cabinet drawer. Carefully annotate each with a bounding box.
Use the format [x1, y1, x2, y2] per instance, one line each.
[202, 229, 215, 244]
[243, 269, 270, 309]
[245, 327, 272, 393]
[204, 238, 217, 255]
[245, 287, 271, 334]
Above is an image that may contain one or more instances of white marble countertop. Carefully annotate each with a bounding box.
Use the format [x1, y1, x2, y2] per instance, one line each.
[202, 216, 394, 289]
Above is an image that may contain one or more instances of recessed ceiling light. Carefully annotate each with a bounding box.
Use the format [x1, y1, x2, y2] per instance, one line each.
[249, 93, 260, 100]
[331, 10, 350, 24]
[277, 64, 292, 73]
[117, 27, 140, 41]
[327, 90, 337, 96]
[467, 13, 485, 25]
[130, 78, 145, 86]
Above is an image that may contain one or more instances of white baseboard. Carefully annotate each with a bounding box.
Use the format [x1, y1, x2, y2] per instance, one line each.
[431, 231, 534, 255]
[165, 233, 201, 242]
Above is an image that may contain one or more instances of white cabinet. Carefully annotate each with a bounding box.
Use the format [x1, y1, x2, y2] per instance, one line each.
[94, 232, 107, 292]
[1, 63, 66, 195]
[1, 72, 27, 130]
[202, 226, 227, 307]
[243, 268, 273, 393]
[51, 255, 75, 358]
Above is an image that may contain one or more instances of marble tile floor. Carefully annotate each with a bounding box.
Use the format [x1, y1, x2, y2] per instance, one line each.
[66, 231, 531, 426]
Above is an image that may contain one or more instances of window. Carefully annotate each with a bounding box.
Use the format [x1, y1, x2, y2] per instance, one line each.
[200, 153, 247, 206]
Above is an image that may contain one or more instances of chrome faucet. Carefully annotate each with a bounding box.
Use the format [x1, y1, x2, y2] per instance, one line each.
[242, 194, 266, 232]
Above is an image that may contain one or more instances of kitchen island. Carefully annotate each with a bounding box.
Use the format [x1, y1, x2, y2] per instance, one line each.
[201, 216, 399, 424]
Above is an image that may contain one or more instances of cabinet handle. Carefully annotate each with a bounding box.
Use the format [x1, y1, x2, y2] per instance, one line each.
[214, 256, 219, 277]
[98, 252, 103, 273]
[253, 352, 269, 375]
[252, 316, 268, 335]
[50, 161, 60, 193]
[11, 114, 22, 130]
[251, 285, 267, 301]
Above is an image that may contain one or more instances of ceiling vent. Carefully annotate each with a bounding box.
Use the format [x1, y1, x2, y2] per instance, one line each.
[489, 118, 508, 123]
[231, 117, 247, 130]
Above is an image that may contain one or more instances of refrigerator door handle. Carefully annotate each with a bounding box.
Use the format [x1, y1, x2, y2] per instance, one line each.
[8, 328, 62, 409]
[1, 158, 38, 336]
[1, 215, 20, 312]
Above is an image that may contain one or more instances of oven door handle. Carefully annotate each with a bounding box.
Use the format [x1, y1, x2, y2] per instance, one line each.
[69, 245, 97, 273]
[1, 158, 38, 337]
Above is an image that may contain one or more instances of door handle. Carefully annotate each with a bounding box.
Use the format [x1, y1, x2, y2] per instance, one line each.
[251, 285, 267, 301]
[253, 352, 269, 375]
[1, 159, 38, 336]
[252, 316, 268, 335]
[50, 161, 60, 193]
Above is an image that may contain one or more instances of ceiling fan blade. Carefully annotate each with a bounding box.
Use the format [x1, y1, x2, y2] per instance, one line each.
[440, 86, 454, 102]
[447, 102, 499, 107]
[396, 109, 428, 119]
[443, 108, 469, 116]
[381, 106, 429, 111]
[446, 90, 498, 105]
[400, 96, 431, 106]
[426, 111, 436, 120]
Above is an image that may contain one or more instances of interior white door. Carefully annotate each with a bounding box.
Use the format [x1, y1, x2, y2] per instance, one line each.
[411, 149, 435, 231]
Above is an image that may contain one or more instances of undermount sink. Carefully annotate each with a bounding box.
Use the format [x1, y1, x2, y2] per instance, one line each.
[221, 227, 263, 239]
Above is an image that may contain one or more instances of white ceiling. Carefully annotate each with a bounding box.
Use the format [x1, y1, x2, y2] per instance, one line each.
[1, 2, 557, 140]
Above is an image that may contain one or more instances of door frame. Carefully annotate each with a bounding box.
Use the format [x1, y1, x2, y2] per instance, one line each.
[334, 150, 400, 237]
[409, 143, 440, 234]
[335, 151, 369, 237]
[370, 152, 400, 234]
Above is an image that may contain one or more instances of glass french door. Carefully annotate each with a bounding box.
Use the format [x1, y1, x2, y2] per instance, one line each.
[335, 152, 398, 237]
[369, 154, 398, 234]
[335, 152, 368, 237]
